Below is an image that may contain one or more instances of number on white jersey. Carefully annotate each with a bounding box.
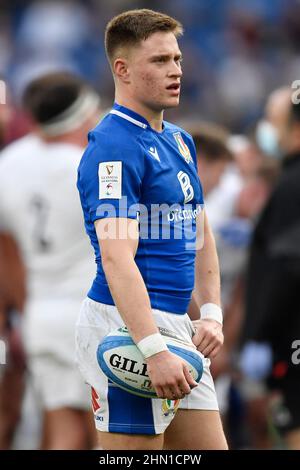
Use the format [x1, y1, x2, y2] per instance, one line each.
[30, 195, 52, 252]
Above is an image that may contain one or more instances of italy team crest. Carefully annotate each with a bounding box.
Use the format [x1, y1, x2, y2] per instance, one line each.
[173, 132, 193, 164]
[162, 399, 181, 417]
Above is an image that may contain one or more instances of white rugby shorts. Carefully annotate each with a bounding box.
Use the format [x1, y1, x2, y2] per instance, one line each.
[23, 299, 91, 411]
[75, 297, 219, 435]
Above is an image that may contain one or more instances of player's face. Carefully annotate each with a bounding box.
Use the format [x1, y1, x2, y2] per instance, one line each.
[127, 32, 182, 112]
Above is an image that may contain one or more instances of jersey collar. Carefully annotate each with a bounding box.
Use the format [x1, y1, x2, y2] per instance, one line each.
[110, 103, 149, 129]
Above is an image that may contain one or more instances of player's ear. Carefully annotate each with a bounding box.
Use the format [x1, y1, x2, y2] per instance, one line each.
[114, 58, 130, 83]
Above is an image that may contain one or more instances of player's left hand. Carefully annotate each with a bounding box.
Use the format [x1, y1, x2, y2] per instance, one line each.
[192, 319, 224, 358]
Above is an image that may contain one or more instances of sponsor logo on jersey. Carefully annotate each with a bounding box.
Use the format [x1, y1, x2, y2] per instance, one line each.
[173, 132, 193, 164]
[106, 183, 113, 195]
[162, 399, 180, 417]
[148, 146, 160, 162]
[167, 205, 201, 222]
[99, 161, 122, 199]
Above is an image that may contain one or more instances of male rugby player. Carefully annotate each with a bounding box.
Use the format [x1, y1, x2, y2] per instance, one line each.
[76, 9, 227, 450]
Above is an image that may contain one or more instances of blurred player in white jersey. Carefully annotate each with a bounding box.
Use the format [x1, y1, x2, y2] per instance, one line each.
[0, 72, 101, 449]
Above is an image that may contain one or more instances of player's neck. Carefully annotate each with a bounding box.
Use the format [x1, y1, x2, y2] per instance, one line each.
[115, 95, 164, 132]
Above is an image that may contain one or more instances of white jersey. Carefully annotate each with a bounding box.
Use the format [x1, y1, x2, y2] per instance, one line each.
[204, 164, 243, 233]
[0, 134, 95, 303]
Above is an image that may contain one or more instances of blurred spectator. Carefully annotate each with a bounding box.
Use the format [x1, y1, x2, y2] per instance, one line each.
[0, 72, 101, 449]
[186, 123, 238, 433]
[228, 135, 264, 180]
[0, 0, 297, 130]
[242, 98, 300, 449]
[0, 80, 31, 149]
[0, 234, 26, 450]
[236, 159, 279, 220]
[187, 122, 279, 447]
[189, 122, 232, 196]
[256, 87, 291, 159]
[220, 157, 279, 449]
[0, 80, 32, 449]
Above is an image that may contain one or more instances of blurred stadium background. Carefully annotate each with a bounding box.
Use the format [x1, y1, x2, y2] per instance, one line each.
[1, 0, 300, 130]
[1, 0, 300, 450]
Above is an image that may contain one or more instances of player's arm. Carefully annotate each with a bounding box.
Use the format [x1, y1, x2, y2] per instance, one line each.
[0, 232, 26, 315]
[190, 210, 224, 358]
[95, 217, 156, 341]
[95, 217, 198, 399]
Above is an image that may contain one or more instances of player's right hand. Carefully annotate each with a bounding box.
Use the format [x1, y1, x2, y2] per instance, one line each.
[146, 350, 198, 400]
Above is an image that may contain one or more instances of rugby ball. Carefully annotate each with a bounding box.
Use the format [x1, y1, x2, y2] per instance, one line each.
[97, 326, 203, 398]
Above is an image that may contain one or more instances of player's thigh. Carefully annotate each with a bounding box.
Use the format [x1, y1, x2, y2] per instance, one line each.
[164, 409, 228, 450]
[98, 431, 164, 450]
[285, 428, 300, 450]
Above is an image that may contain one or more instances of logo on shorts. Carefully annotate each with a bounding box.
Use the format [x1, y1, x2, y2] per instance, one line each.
[118, 326, 129, 333]
[91, 387, 101, 413]
[162, 399, 180, 417]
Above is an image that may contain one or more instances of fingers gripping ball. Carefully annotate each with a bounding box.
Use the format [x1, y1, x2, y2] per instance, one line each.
[97, 326, 203, 398]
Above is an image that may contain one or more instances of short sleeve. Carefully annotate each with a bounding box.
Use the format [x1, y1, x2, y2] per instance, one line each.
[77, 132, 145, 223]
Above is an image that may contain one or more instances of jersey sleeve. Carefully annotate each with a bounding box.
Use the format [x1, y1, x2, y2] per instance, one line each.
[77, 131, 145, 223]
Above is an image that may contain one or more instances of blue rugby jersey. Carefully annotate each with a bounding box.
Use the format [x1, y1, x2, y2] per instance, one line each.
[77, 103, 204, 314]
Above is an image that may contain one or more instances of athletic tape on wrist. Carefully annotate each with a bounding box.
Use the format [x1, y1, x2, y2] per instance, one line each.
[137, 333, 168, 359]
[200, 303, 223, 325]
